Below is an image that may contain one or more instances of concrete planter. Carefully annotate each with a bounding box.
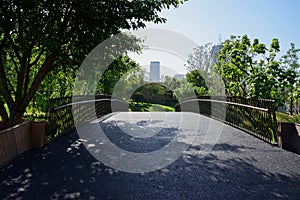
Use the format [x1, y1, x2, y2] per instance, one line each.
[0, 121, 46, 165]
[278, 122, 300, 154]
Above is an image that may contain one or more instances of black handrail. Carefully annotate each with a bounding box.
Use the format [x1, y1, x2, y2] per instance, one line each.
[175, 96, 278, 144]
[46, 95, 128, 141]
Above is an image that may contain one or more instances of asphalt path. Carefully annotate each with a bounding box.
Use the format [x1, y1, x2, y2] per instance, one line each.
[1, 112, 300, 200]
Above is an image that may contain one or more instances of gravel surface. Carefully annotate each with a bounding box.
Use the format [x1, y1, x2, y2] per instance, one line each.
[1, 112, 300, 200]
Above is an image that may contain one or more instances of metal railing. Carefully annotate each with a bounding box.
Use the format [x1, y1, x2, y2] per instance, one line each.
[46, 95, 278, 144]
[46, 95, 128, 141]
[174, 96, 278, 144]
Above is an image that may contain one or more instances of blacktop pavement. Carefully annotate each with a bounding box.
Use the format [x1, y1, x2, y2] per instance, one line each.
[1, 112, 300, 200]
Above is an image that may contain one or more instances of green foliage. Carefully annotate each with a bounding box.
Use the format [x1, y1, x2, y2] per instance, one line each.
[186, 70, 207, 89]
[279, 43, 300, 114]
[186, 43, 225, 95]
[162, 75, 210, 99]
[193, 86, 209, 95]
[173, 79, 196, 99]
[185, 69, 209, 95]
[215, 35, 299, 106]
[131, 83, 177, 107]
[0, 0, 187, 127]
[112, 67, 147, 101]
[131, 91, 145, 104]
[163, 76, 182, 91]
[97, 55, 140, 95]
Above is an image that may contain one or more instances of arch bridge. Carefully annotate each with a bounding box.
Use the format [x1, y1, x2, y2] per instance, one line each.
[46, 95, 278, 144]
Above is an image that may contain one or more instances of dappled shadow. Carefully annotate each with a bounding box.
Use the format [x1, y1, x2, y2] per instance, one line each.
[100, 120, 177, 153]
[1, 113, 300, 199]
[212, 143, 256, 152]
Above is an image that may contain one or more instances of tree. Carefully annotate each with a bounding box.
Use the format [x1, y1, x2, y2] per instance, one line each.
[131, 83, 176, 106]
[111, 66, 147, 101]
[0, 0, 187, 128]
[280, 43, 300, 114]
[187, 43, 213, 72]
[173, 79, 196, 99]
[187, 43, 225, 95]
[163, 76, 181, 91]
[185, 69, 208, 95]
[29, 63, 77, 116]
[97, 55, 140, 95]
[216, 35, 283, 101]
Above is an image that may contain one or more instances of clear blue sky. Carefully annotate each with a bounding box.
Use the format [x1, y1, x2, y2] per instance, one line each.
[130, 0, 300, 76]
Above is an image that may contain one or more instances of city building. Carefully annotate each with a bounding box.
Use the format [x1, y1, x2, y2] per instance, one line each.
[149, 61, 160, 82]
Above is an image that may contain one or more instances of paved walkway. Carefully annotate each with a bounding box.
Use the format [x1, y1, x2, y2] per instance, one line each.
[1, 112, 300, 200]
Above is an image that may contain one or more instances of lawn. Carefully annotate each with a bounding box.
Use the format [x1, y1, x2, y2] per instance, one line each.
[129, 102, 175, 112]
[276, 111, 300, 123]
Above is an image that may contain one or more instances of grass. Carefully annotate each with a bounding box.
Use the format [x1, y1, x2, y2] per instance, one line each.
[276, 111, 300, 123]
[129, 102, 175, 112]
[149, 104, 175, 112]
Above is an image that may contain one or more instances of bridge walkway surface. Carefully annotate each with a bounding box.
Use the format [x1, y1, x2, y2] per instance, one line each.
[1, 112, 300, 199]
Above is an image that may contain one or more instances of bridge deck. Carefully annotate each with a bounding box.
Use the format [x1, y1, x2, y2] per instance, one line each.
[1, 112, 300, 199]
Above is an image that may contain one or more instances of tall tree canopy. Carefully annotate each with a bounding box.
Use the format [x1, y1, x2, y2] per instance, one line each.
[216, 35, 282, 99]
[186, 43, 225, 95]
[280, 43, 300, 114]
[185, 69, 208, 95]
[187, 43, 213, 72]
[0, 0, 187, 128]
[215, 35, 300, 111]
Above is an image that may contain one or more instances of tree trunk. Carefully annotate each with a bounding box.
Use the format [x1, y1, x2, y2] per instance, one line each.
[0, 111, 23, 130]
[290, 95, 294, 115]
[0, 100, 8, 122]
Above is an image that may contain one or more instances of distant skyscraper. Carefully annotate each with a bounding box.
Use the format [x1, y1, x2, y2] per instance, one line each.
[150, 61, 160, 82]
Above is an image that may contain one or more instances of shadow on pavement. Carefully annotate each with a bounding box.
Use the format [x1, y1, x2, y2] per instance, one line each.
[1, 115, 300, 200]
